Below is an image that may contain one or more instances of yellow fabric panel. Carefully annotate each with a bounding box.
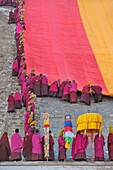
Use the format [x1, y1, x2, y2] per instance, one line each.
[78, 0, 113, 96]
[77, 113, 102, 132]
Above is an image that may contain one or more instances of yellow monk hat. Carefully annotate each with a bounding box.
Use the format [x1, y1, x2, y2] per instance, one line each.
[88, 81, 92, 85]
[59, 129, 64, 136]
[109, 125, 113, 133]
[30, 121, 36, 126]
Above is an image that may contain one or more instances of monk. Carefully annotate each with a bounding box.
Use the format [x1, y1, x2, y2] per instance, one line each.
[28, 121, 36, 134]
[28, 72, 35, 92]
[10, 129, 23, 161]
[14, 89, 22, 109]
[72, 131, 88, 161]
[94, 133, 105, 161]
[0, 0, 7, 6]
[41, 74, 48, 96]
[58, 129, 66, 161]
[108, 125, 113, 161]
[24, 111, 30, 134]
[7, 93, 15, 112]
[23, 129, 34, 161]
[32, 129, 43, 161]
[91, 85, 102, 103]
[0, 132, 11, 161]
[70, 80, 77, 103]
[12, 0, 17, 8]
[33, 74, 42, 97]
[8, 9, 15, 24]
[12, 58, 19, 76]
[58, 81, 67, 98]
[62, 81, 71, 101]
[49, 80, 59, 97]
[80, 82, 91, 105]
[22, 85, 29, 107]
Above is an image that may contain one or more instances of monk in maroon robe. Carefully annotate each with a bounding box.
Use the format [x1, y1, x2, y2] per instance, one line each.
[108, 125, 113, 161]
[58, 81, 67, 98]
[58, 129, 66, 161]
[33, 74, 42, 97]
[32, 129, 43, 161]
[41, 74, 48, 96]
[7, 93, 15, 112]
[8, 9, 15, 24]
[10, 129, 23, 161]
[23, 129, 34, 161]
[12, 58, 19, 76]
[94, 133, 105, 161]
[80, 82, 91, 105]
[0, 132, 11, 161]
[72, 131, 88, 161]
[49, 80, 59, 97]
[62, 81, 71, 101]
[14, 89, 22, 109]
[70, 80, 77, 103]
[28, 75, 35, 92]
[91, 85, 102, 103]
[0, 0, 7, 6]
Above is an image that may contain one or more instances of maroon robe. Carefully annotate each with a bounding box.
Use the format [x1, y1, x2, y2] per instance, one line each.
[41, 75, 48, 96]
[108, 133, 113, 161]
[28, 74, 35, 92]
[94, 134, 105, 161]
[23, 133, 33, 161]
[14, 91, 22, 109]
[8, 11, 15, 24]
[91, 85, 102, 103]
[12, 59, 18, 76]
[58, 136, 66, 161]
[80, 85, 91, 105]
[72, 134, 88, 161]
[58, 81, 67, 98]
[49, 81, 58, 97]
[33, 75, 42, 97]
[0, 132, 11, 161]
[7, 94, 15, 112]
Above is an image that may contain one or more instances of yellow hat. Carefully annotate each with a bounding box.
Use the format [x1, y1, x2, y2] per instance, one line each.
[27, 105, 31, 112]
[21, 61, 26, 66]
[22, 70, 26, 74]
[30, 121, 36, 126]
[88, 81, 92, 85]
[59, 129, 64, 136]
[30, 93, 36, 99]
[109, 125, 113, 133]
[31, 68, 35, 72]
[28, 98, 34, 105]
[28, 117, 33, 124]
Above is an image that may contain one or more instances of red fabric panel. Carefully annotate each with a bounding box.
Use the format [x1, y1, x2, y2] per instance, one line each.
[24, 0, 108, 93]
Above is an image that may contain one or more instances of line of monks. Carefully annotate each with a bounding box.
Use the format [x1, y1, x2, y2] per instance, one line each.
[0, 0, 17, 7]
[1, 0, 113, 163]
[0, 126, 113, 162]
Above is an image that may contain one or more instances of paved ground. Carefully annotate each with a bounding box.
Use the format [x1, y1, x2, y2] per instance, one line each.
[0, 6, 113, 164]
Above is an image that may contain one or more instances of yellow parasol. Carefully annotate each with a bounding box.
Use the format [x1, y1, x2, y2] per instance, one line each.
[76, 113, 102, 161]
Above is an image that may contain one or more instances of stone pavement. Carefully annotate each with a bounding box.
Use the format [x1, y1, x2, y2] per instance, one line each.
[0, 6, 113, 164]
[1, 161, 113, 170]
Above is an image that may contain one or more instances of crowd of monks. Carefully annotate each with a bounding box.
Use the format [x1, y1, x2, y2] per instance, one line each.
[1, 0, 111, 163]
[0, 126, 113, 162]
[0, 0, 17, 7]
